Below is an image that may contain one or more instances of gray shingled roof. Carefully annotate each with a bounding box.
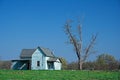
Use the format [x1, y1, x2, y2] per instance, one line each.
[39, 47, 54, 57]
[20, 47, 55, 58]
[20, 49, 36, 58]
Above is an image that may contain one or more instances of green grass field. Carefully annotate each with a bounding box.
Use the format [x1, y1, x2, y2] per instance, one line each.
[0, 70, 119, 80]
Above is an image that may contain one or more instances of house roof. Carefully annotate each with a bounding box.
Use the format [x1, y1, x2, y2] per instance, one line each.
[39, 47, 54, 57]
[20, 47, 55, 58]
[20, 49, 36, 58]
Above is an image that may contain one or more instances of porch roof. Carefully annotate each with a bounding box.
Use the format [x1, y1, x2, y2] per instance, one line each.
[11, 59, 31, 61]
[47, 57, 58, 62]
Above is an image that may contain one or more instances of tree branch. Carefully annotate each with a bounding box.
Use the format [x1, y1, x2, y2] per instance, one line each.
[65, 22, 80, 60]
[82, 34, 97, 62]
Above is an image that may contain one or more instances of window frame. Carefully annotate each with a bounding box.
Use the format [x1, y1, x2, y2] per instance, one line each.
[37, 61, 40, 67]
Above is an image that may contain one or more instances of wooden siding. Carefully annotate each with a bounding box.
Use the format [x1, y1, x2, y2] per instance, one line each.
[54, 59, 62, 70]
[31, 49, 46, 70]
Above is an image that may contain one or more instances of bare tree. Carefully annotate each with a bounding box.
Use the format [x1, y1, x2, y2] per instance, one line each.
[64, 20, 97, 70]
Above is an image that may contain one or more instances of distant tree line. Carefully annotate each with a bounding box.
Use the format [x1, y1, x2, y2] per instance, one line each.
[61, 53, 120, 71]
[0, 53, 119, 70]
[0, 61, 11, 69]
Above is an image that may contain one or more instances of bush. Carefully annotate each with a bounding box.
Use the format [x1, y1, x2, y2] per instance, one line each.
[0, 61, 11, 69]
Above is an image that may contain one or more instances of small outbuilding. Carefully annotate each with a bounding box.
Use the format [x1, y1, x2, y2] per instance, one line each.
[11, 46, 62, 70]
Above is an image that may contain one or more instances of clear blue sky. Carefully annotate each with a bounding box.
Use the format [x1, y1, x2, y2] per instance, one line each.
[0, 0, 120, 62]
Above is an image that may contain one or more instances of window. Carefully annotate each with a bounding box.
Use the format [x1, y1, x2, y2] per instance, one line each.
[37, 61, 40, 67]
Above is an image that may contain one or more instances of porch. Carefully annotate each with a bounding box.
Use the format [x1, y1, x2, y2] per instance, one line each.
[11, 59, 31, 70]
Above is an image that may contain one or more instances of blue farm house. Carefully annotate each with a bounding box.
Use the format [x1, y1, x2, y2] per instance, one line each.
[11, 46, 62, 70]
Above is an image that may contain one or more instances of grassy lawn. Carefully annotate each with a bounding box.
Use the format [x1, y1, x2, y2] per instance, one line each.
[0, 70, 119, 80]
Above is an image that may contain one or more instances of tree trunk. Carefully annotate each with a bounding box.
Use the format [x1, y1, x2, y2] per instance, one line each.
[78, 60, 83, 70]
[80, 62, 83, 70]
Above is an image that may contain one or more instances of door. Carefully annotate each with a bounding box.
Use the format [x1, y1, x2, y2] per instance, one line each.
[47, 62, 54, 70]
